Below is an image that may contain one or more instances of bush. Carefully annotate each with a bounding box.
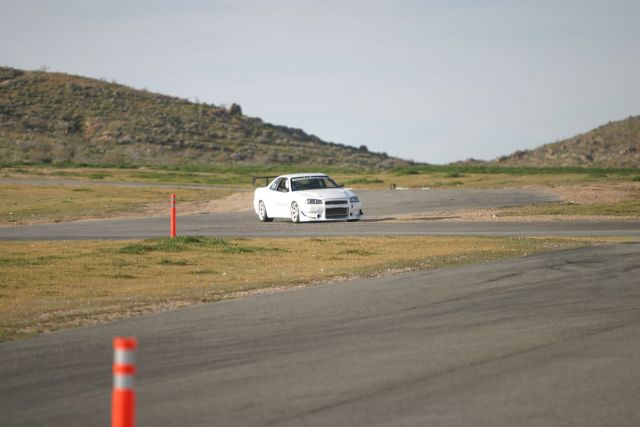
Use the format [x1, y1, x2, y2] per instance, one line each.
[229, 103, 242, 116]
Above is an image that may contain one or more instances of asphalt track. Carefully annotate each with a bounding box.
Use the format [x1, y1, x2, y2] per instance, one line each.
[1, 188, 639, 239]
[2, 188, 640, 426]
[1, 243, 639, 426]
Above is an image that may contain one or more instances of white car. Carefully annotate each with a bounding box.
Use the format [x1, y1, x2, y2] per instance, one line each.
[253, 173, 363, 223]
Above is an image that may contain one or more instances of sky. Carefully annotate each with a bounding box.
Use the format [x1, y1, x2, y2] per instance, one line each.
[1, 0, 639, 164]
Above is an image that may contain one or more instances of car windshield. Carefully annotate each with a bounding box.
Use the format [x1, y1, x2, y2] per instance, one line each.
[291, 176, 340, 191]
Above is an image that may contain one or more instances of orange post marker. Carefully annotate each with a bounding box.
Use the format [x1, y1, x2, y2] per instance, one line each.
[170, 194, 176, 238]
[112, 337, 137, 427]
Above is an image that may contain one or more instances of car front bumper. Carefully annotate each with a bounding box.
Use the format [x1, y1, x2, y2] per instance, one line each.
[300, 202, 363, 221]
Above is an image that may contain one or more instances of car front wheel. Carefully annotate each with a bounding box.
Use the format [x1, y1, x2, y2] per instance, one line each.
[290, 202, 300, 223]
[258, 201, 273, 222]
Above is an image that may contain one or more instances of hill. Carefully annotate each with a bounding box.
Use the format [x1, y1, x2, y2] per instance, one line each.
[0, 67, 408, 169]
[495, 116, 640, 168]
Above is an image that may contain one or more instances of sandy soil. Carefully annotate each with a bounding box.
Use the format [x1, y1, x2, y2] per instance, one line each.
[124, 191, 253, 220]
[157, 191, 253, 215]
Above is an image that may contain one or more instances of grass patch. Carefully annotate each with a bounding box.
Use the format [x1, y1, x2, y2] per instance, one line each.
[0, 182, 230, 225]
[1, 164, 363, 187]
[88, 173, 108, 180]
[0, 255, 62, 266]
[156, 236, 231, 251]
[341, 248, 375, 256]
[3, 164, 639, 192]
[344, 177, 385, 185]
[113, 273, 136, 279]
[117, 243, 154, 255]
[190, 268, 219, 275]
[160, 258, 190, 266]
[116, 236, 273, 256]
[588, 170, 608, 178]
[0, 236, 625, 342]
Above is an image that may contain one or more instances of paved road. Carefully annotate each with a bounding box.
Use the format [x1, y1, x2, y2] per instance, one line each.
[3, 214, 638, 240]
[2, 188, 639, 240]
[2, 243, 639, 426]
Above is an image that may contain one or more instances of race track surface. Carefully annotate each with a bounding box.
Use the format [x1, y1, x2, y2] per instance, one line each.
[2, 187, 640, 426]
[2, 188, 639, 240]
[2, 243, 640, 426]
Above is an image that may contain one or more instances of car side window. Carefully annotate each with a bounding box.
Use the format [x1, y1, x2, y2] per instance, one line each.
[270, 178, 281, 191]
[277, 179, 289, 193]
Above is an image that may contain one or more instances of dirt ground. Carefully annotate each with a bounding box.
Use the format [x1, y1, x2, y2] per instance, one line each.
[390, 183, 640, 222]
[535, 183, 639, 205]
[94, 191, 253, 223]
[155, 191, 253, 215]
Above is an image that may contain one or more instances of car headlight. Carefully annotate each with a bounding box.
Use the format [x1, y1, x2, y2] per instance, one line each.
[305, 199, 323, 204]
[349, 196, 360, 203]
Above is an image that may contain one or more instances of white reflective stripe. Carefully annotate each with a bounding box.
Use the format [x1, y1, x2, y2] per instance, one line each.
[114, 349, 136, 365]
[114, 374, 135, 390]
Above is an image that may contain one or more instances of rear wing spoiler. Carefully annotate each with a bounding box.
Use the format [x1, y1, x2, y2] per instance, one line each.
[251, 176, 279, 187]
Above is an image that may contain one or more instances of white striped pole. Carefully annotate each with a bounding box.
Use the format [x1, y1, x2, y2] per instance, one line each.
[112, 337, 137, 427]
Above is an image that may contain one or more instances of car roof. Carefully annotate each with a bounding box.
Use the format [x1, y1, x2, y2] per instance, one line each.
[278, 173, 329, 179]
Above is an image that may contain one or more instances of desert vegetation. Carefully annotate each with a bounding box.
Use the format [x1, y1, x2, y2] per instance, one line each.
[494, 116, 640, 168]
[0, 67, 406, 169]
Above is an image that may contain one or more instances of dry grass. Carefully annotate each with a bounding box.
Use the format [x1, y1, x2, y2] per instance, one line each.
[489, 183, 640, 219]
[3, 165, 639, 190]
[1, 165, 247, 186]
[0, 235, 622, 341]
[0, 184, 230, 225]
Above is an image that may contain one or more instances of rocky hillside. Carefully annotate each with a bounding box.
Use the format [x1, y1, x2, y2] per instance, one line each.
[0, 67, 408, 169]
[495, 116, 640, 168]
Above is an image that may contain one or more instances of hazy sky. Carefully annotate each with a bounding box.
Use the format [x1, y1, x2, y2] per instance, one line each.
[2, 0, 639, 163]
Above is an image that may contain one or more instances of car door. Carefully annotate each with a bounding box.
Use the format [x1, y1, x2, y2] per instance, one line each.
[263, 178, 282, 217]
[271, 178, 291, 217]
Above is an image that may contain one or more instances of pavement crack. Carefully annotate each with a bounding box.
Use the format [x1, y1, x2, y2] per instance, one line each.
[481, 271, 524, 284]
[266, 321, 634, 426]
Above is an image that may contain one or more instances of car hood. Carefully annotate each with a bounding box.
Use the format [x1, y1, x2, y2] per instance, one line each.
[294, 188, 356, 200]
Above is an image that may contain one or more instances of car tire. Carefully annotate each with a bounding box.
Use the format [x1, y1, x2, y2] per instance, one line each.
[258, 201, 273, 222]
[290, 202, 300, 223]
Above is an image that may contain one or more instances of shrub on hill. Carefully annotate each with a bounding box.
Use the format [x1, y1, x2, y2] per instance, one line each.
[0, 67, 409, 169]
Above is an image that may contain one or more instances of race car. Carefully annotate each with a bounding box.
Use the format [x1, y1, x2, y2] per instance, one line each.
[253, 173, 363, 223]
